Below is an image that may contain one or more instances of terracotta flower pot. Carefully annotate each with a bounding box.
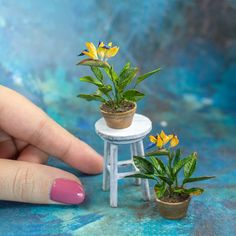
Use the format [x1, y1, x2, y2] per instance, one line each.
[100, 102, 137, 129]
[155, 196, 191, 219]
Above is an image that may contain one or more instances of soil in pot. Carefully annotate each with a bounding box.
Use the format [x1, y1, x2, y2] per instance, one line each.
[155, 193, 191, 220]
[100, 101, 136, 129]
[160, 193, 189, 203]
[100, 100, 135, 113]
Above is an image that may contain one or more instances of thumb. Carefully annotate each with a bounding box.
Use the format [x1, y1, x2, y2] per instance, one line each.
[0, 159, 85, 204]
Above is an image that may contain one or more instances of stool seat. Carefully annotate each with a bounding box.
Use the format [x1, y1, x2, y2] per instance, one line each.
[95, 114, 152, 144]
[95, 114, 152, 207]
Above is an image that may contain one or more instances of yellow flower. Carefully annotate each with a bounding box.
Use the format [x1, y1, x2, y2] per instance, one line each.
[105, 46, 119, 58]
[156, 135, 164, 148]
[170, 135, 179, 147]
[160, 130, 173, 145]
[97, 42, 106, 59]
[98, 41, 119, 60]
[81, 42, 98, 59]
[149, 134, 164, 149]
[149, 135, 157, 143]
[79, 41, 119, 62]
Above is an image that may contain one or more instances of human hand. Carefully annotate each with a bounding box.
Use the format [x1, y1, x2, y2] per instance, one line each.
[0, 86, 103, 205]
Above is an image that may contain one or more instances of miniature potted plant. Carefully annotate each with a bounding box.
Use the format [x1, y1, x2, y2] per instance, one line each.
[76, 41, 161, 129]
[126, 130, 215, 219]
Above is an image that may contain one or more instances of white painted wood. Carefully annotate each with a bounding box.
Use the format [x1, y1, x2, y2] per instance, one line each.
[117, 160, 133, 166]
[135, 140, 151, 201]
[95, 114, 152, 144]
[102, 141, 110, 191]
[118, 171, 139, 179]
[109, 144, 118, 207]
[95, 114, 152, 207]
[131, 143, 141, 185]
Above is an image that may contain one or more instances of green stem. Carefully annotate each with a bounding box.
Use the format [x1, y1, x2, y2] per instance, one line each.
[104, 65, 121, 108]
[175, 178, 178, 188]
[168, 185, 172, 198]
[109, 70, 119, 106]
[106, 93, 113, 102]
[167, 152, 173, 178]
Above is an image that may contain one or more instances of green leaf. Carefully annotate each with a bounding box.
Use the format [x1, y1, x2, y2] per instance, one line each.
[150, 157, 162, 174]
[122, 89, 144, 102]
[133, 156, 155, 175]
[125, 173, 156, 180]
[183, 176, 215, 185]
[154, 183, 167, 199]
[186, 188, 204, 196]
[157, 176, 173, 185]
[150, 157, 166, 174]
[145, 149, 169, 157]
[91, 66, 103, 82]
[173, 188, 187, 194]
[173, 148, 181, 167]
[79, 76, 103, 87]
[119, 62, 130, 77]
[119, 67, 139, 91]
[104, 66, 119, 84]
[98, 85, 112, 95]
[184, 152, 197, 179]
[77, 59, 110, 68]
[173, 154, 194, 176]
[174, 188, 204, 196]
[77, 94, 106, 102]
[135, 67, 161, 86]
[166, 165, 175, 181]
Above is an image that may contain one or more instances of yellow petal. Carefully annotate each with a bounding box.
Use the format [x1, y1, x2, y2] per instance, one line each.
[156, 135, 164, 149]
[108, 42, 112, 47]
[98, 41, 104, 47]
[149, 135, 157, 143]
[82, 51, 97, 59]
[160, 130, 173, 145]
[105, 46, 119, 58]
[160, 130, 166, 140]
[170, 135, 179, 147]
[97, 47, 106, 59]
[86, 42, 98, 59]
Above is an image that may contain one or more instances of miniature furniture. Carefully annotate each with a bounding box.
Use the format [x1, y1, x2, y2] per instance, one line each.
[95, 114, 152, 207]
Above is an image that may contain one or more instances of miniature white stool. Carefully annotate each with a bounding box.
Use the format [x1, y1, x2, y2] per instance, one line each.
[95, 114, 152, 207]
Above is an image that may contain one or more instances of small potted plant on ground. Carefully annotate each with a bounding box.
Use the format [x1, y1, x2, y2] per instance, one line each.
[76, 41, 161, 129]
[126, 130, 215, 219]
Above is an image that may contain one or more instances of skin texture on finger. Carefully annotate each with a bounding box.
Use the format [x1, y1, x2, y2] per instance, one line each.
[14, 139, 28, 152]
[0, 86, 103, 174]
[0, 159, 85, 204]
[0, 130, 17, 159]
[18, 145, 48, 164]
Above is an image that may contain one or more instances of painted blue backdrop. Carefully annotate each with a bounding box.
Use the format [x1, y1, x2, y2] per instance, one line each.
[0, 0, 236, 235]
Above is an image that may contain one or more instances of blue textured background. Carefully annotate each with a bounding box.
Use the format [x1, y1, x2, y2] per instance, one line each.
[0, 0, 236, 235]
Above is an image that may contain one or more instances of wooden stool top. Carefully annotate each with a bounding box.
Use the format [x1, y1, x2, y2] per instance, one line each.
[95, 114, 152, 144]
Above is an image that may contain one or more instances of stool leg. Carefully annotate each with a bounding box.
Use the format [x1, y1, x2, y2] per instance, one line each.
[131, 144, 141, 185]
[109, 144, 118, 207]
[103, 141, 110, 191]
[135, 140, 151, 201]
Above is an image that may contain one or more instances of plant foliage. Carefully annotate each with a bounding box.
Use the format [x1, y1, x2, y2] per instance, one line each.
[126, 130, 215, 200]
[77, 41, 161, 110]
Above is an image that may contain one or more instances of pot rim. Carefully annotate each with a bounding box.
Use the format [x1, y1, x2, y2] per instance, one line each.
[155, 195, 191, 206]
[100, 102, 137, 115]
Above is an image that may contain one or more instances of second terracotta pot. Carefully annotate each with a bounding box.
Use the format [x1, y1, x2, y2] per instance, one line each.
[100, 102, 137, 129]
[155, 196, 191, 220]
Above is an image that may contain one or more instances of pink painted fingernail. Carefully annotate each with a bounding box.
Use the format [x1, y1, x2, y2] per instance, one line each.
[50, 178, 85, 204]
